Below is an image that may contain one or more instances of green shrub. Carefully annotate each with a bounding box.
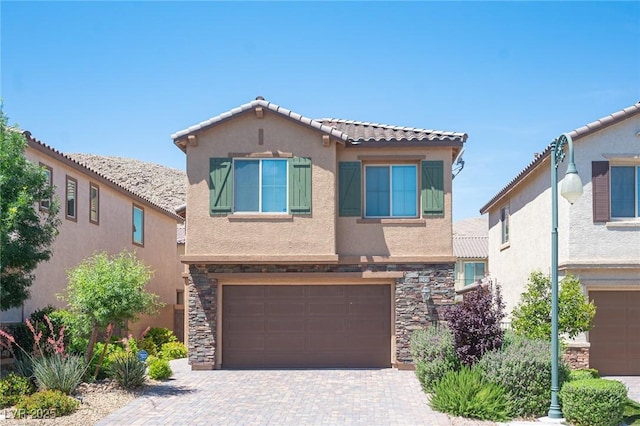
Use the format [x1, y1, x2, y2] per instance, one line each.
[87, 342, 126, 380]
[569, 369, 599, 382]
[14, 389, 79, 418]
[33, 354, 86, 394]
[430, 366, 511, 421]
[560, 378, 627, 426]
[136, 337, 158, 357]
[147, 357, 172, 380]
[159, 341, 187, 360]
[108, 352, 146, 388]
[145, 327, 176, 352]
[410, 326, 459, 393]
[0, 373, 35, 408]
[476, 335, 570, 418]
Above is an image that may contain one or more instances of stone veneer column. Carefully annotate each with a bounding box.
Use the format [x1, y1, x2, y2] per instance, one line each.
[187, 265, 217, 369]
[394, 264, 455, 365]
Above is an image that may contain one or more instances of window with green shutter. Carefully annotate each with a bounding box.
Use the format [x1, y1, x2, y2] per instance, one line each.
[209, 157, 311, 216]
[339, 162, 361, 217]
[421, 160, 444, 216]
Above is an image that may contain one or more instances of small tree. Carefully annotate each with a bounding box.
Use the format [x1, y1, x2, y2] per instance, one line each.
[444, 284, 505, 366]
[60, 250, 162, 374]
[1, 110, 60, 310]
[511, 271, 595, 340]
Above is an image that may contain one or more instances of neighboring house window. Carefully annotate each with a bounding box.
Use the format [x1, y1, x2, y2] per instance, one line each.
[464, 262, 486, 286]
[365, 165, 417, 218]
[132, 204, 144, 246]
[176, 290, 184, 305]
[500, 205, 509, 244]
[209, 157, 311, 216]
[611, 165, 640, 218]
[338, 160, 444, 218]
[39, 163, 52, 211]
[234, 159, 287, 213]
[65, 176, 78, 221]
[89, 183, 99, 224]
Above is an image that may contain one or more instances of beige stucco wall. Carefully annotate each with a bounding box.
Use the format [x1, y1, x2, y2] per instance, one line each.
[7, 146, 183, 336]
[486, 116, 640, 321]
[336, 146, 454, 258]
[185, 112, 337, 257]
[184, 111, 456, 260]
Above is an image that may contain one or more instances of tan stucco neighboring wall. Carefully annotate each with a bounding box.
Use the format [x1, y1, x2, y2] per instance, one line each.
[19, 147, 182, 335]
[185, 112, 337, 257]
[336, 146, 454, 257]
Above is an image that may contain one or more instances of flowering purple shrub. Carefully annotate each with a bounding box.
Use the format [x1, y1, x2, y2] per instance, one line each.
[443, 284, 505, 366]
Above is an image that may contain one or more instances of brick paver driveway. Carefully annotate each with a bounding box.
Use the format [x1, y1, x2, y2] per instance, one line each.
[97, 359, 459, 426]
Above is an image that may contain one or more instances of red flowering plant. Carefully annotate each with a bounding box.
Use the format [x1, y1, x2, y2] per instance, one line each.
[0, 315, 65, 361]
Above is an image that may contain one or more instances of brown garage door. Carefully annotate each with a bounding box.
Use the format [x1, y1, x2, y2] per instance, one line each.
[589, 291, 640, 375]
[222, 284, 391, 368]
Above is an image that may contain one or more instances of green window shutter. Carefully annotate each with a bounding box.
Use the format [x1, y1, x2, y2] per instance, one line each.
[209, 158, 233, 215]
[421, 160, 444, 216]
[339, 162, 361, 217]
[289, 157, 312, 215]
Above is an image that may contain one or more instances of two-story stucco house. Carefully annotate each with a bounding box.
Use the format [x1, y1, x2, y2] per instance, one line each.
[173, 97, 467, 369]
[480, 102, 640, 375]
[1, 131, 185, 340]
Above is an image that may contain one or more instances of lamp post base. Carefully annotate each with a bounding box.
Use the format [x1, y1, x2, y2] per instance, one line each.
[538, 415, 565, 424]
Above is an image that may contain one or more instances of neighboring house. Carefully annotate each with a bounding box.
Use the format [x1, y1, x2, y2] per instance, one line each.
[1, 131, 185, 341]
[453, 216, 488, 292]
[173, 97, 467, 369]
[480, 102, 640, 375]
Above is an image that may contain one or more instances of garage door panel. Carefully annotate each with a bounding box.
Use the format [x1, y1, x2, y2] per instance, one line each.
[307, 318, 347, 333]
[590, 291, 640, 375]
[267, 302, 305, 316]
[267, 318, 305, 333]
[223, 284, 391, 369]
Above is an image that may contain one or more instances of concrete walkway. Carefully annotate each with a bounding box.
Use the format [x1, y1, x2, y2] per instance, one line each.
[97, 359, 639, 426]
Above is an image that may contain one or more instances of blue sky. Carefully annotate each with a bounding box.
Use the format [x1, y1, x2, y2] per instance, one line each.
[2, 1, 639, 221]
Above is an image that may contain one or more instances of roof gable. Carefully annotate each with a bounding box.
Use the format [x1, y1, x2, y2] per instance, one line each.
[480, 102, 640, 214]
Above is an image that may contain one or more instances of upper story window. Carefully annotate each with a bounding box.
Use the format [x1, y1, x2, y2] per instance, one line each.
[209, 157, 311, 216]
[500, 205, 510, 244]
[611, 165, 639, 218]
[464, 262, 486, 286]
[39, 163, 52, 211]
[365, 164, 417, 218]
[338, 160, 444, 218]
[65, 176, 78, 221]
[234, 159, 288, 213]
[89, 183, 99, 224]
[132, 204, 144, 246]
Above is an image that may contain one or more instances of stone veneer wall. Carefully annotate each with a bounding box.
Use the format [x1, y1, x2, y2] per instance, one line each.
[563, 345, 590, 370]
[187, 263, 455, 369]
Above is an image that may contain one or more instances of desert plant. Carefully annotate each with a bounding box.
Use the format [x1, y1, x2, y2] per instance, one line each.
[136, 337, 158, 357]
[410, 326, 459, 392]
[0, 373, 35, 408]
[14, 389, 79, 418]
[444, 284, 505, 366]
[32, 353, 86, 394]
[430, 366, 511, 421]
[511, 272, 596, 340]
[560, 378, 627, 426]
[147, 357, 172, 380]
[145, 327, 177, 353]
[108, 352, 146, 388]
[477, 334, 570, 418]
[159, 341, 187, 360]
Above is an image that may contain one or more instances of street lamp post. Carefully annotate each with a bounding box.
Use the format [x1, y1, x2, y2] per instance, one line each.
[549, 133, 583, 418]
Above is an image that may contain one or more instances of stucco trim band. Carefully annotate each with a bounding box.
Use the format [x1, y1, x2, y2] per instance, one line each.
[338, 255, 456, 264]
[207, 271, 404, 283]
[181, 254, 340, 264]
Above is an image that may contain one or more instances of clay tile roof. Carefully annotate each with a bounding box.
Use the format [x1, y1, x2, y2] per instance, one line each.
[172, 98, 467, 147]
[453, 236, 488, 259]
[480, 101, 640, 214]
[318, 118, 468, 143]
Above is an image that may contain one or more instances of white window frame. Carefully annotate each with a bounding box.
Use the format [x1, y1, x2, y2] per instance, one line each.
[65, 175, 78, 221]
[463, 261, 486, 286]
[363, 163, 419, 219]
[500, 205, 510, 245]
[232, 158, 289, 214]
[610, 164, 640, 219]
